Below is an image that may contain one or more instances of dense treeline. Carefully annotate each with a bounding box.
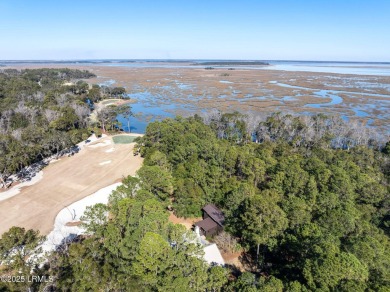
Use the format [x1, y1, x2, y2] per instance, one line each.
[0, 179, 229, 291]
[1, 112, 389, 291]
[0, 68, 127, 188]
[204, 110, 386, 150]
[136, 115, 389, 291]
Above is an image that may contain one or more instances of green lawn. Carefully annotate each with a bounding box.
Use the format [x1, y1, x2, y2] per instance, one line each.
[112, 135, 138, 144]
[102, 100, 118, 105]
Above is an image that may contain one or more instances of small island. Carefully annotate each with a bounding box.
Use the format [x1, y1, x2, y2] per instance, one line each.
[195, 61, 270, 66]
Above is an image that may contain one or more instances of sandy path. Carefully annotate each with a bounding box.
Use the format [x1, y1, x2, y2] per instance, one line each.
[168, 212, 201, 230]
[0, 136, 143, 236]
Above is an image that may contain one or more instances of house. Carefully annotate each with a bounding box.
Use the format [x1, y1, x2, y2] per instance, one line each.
[194, 204, 224, 237]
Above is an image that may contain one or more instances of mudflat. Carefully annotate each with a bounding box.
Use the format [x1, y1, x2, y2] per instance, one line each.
[0, 135, 143, 235]
[8, 63, 389, 130]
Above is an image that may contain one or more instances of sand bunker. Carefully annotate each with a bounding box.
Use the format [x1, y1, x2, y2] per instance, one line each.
[88, 139, 111, 148]
[41, 183, 121, 253]
[0, 135, 143, 235]
[0, 171, 43, 202]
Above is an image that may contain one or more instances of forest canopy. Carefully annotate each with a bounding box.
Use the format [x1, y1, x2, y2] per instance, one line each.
[0, 79, 389, 290]
[134, 115, 389, 291]
[2, 115, 387, 291]
[0, 68, 128, 189]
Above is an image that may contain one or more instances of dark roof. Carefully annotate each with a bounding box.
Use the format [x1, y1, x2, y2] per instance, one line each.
[195, 217, 219, 231]
[202, 204, 225, 226]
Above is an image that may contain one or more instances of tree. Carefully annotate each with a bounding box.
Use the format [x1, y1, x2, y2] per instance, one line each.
[0, 135, 21, 188]
[103, 196, 169, 263]
[80, 203, 108, 235]
[0, 227, 42, 264]
[303, 252, 369, 290]
[238, 190, 288, 264]
[132, 230, 228, 291]
[137, 165, 174, 200]
[382, 141, 390, 155]
[257, 276, 284, 292]
[117, 104, 133, 132]
[87, 84, 101, 103]
[96, 105, 119, 132]
[0, 226, 44, 292]
[110, 87, 126, 98]
[50, 106, 79, 131]
[109, 176, 140, 205]
[132, 232, 172, 288]
[207, 265, 229, 292]
[229, 272, 257, 291]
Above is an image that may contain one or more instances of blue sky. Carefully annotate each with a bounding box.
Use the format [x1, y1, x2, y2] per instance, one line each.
[1, 0, 389, 61]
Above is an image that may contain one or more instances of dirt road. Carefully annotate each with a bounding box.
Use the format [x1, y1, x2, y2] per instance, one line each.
[0, 135, 143, 236]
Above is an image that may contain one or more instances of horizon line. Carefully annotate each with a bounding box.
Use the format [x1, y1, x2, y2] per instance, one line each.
[1, 59, 390, 64]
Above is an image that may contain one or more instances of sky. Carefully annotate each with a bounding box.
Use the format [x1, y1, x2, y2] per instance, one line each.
[0, 0, 389, 61]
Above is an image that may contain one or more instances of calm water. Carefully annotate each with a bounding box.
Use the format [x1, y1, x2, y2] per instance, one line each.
[103, 61, 390, 76]
[3, 59, 390, 76]
[116, 92, 177, 133]
[263, 61, 390, 76]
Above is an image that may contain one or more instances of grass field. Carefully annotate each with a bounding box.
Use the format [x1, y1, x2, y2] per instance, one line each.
[113, 135, 138, 144]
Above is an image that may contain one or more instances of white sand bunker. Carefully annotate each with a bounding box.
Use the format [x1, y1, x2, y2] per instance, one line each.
[88, 139, 111, 148]
[99, 160, 112, 166]
[0, 171, 43, 202]
[105, 147, 115, 153]
[41, 183, 121, 253]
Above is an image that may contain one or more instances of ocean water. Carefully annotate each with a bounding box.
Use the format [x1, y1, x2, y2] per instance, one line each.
[101, 60, 390, 76]
[263, 61, 390, 76]
[3, 59, 390, 76]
